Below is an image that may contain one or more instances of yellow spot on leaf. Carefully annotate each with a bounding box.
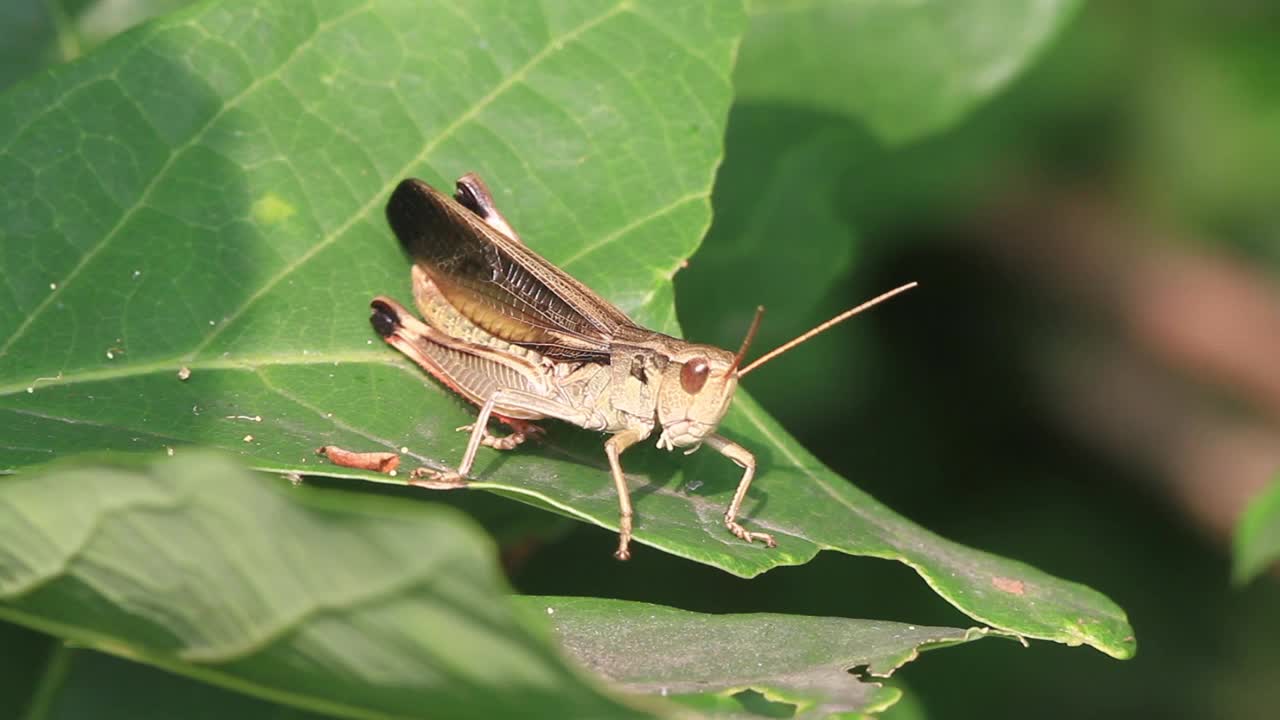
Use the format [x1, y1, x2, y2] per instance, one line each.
[252, 193, 296, 225]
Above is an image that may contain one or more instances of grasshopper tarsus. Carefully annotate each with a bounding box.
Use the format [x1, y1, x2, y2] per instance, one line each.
[727, 522, 777, 548]
[408, 467, 469, 490]
[613, 513, 634, 561]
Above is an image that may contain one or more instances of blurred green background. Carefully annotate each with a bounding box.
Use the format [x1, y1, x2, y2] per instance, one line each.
[4, 1, 1279, 717]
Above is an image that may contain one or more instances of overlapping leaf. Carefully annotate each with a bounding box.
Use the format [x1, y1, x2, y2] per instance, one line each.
[1233, 475, 1280, 586]
[1, 452, 999, 719]
[0, 452, 646, 720]
[535, 596, 1005, 718]
[735, 0, 1084, 145]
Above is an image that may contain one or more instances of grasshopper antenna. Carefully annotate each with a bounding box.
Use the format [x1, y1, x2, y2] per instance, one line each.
[730, 305, 766, 372]
[737, 282, 918, 378]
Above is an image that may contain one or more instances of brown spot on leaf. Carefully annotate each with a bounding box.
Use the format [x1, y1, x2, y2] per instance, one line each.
[992, 576, 1026, 595]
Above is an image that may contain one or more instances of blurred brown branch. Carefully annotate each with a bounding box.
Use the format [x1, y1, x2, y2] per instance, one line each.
[982, 192, 1280, 542]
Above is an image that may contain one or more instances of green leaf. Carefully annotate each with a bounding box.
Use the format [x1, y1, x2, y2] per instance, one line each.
[0, 452, 649, 719]
[1233, 475, 1280, 586]
[0, 453, 1009, 719]
[529, 596, 1004, 718]
[0, 0, 1133, 660]
[14, 645, 332, 720]
[682, 0, 1085, 418]
[735, 0, 1083, 145]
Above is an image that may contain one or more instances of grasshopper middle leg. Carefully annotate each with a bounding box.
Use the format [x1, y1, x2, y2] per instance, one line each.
[413, 388, 589, 487]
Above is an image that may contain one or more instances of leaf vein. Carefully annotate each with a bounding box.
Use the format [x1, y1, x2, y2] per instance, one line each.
[183, 0, 633, 359]
[0, 3, 372, 360]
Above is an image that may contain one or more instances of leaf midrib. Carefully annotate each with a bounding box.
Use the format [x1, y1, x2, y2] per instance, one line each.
[0, 350, 408, 398]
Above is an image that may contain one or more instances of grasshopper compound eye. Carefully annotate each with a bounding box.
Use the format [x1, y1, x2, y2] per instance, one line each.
[680, 357, 710, 394]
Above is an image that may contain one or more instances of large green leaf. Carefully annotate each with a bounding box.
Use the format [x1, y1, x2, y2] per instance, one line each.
[0, 452, 647, 719]
[0, 453, 1001, 719]
[0, 0, 1133, 659]
[735, 0, 1083, 145]
[1233, 475, 1280, 586]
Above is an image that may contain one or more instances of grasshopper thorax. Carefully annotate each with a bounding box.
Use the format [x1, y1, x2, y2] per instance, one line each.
[655, 344, 738, 451]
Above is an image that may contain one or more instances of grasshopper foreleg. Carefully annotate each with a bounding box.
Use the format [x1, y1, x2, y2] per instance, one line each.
[704, 434, 777, 548]
[604, 428, 646, 561]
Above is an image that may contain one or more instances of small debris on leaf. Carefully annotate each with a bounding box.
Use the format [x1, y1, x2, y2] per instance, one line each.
[177, 366, 191, 381]
[316, 445, 400, 474]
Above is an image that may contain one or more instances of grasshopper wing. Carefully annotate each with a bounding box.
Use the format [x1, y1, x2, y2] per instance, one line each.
[387, 178, 646, 361]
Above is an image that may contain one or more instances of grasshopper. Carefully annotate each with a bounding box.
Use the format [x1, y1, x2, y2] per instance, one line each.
[371, 174, 914, 559]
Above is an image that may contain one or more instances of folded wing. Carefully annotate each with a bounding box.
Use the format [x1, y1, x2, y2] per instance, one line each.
[386, 178, 640, 361]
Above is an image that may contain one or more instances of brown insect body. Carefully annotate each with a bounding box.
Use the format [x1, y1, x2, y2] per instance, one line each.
[372, 174, 912, 559]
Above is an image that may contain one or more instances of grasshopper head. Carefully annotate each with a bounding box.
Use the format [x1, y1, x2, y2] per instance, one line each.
[656, 345, 739, 450]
